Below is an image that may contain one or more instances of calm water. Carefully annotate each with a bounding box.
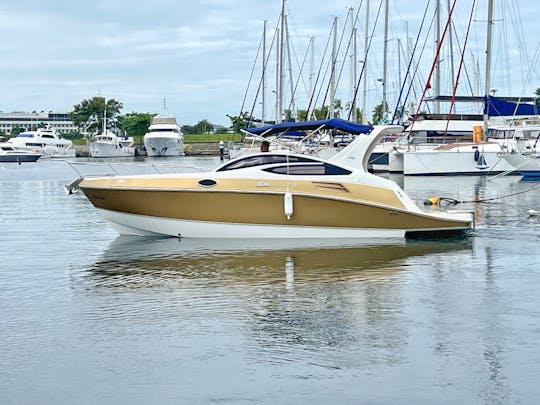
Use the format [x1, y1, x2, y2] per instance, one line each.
[1, 158, 539, 404]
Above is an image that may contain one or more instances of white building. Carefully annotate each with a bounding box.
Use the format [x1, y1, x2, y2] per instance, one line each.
[0, 111, 77, 135]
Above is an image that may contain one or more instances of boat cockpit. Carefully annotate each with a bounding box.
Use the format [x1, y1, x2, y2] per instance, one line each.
[214, 153, 352, 176]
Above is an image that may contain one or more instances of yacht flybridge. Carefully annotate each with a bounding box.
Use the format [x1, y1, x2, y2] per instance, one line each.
[71, 120, 473, 238]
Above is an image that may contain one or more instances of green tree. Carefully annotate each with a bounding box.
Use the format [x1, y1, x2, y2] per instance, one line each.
[283, 109, 293, 121]
[121, 113, 153, 142]
[311, 105, 329, 120]
[181, 124, 197, 135]
[372, 102, 388, 124]
[332, 99, 342, 118]
[296, 109, 308, 121]
[194, 119, 213, 134]
[354, 107, 363, 123]
[10, 125, 25, 138]
[226, 112, 250, 133]
[70, 96, 123, 135]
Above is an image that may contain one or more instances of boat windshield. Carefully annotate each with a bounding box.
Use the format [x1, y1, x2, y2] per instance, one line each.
[263, 163, 351, 175]
[216, 154, 317, 172]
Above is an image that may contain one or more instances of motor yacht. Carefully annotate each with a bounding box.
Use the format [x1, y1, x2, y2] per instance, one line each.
[144, 116, 184, 157]
[72, 122, 473, 239]
[89, 130, 135, 158]
[0, 144, 41, 162]
[5, 127, 75, 158]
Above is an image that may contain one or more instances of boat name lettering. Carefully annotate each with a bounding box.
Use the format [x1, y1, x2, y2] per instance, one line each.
[256, 181, 270, 187]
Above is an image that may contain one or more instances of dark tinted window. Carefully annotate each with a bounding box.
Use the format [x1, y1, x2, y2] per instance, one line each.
[263, 163, 351, 176]
[216, 154, 316, 171]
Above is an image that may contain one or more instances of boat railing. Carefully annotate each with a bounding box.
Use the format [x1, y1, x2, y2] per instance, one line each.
[63, 160, 213, 195]
[389, 135, 474, 152]
[66, 160, 212, 178]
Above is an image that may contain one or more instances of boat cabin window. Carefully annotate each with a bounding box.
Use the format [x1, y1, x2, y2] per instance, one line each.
[263, 163, 351, 176]
[216, 154, 316, 171]
[18, 133, 34, 138]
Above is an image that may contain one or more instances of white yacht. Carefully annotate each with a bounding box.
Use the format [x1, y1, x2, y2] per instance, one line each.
[6, 127, 75, 158]
[89, 130, 135, 158]
[0, 144, 41, 162]
[144, 116, 184, 157]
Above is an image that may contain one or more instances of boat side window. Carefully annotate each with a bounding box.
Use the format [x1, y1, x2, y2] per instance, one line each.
[216, 154, 315, 171]
[263, 163, 352, 176]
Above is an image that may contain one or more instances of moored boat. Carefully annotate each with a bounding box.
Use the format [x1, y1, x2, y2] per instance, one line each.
[500, 152, 540, 178]
[5, 127, 75, 158]
[0, 144, 41, 162]
[89, 130, 135, 158]
[72, 122, 473, 239]
[144, 115, 184, 157]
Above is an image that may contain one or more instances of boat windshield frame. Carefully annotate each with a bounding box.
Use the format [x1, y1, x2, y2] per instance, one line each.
[215, 153, 322, 172]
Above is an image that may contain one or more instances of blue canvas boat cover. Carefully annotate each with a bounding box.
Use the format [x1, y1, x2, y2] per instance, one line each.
[485, 96, 540, 116]
[246, 118, 373, 137]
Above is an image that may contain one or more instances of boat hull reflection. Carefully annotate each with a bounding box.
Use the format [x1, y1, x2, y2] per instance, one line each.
[88, 237, 472, 284]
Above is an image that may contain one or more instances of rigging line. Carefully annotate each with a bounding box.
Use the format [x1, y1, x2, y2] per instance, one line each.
[288, 36, 312, 106]
[507, 0, 527, 80]
[319, 2, 366, 119]
[332, 2, 365, 111]
[245, 21, 279, 128]
[311, 42, 333, 119]
[239, 25, 265, 127]
[286, 35, 312, 114]
[445, 0, 476, 134]
[391, 0, 431, 124]
[512, 41, 540, 117]
[451, 182, 540, 204]
[448, 15, 475, 96]
[398, 6, 437, 125]
[305, 22, 333, 120]
[318, 12, 352, 118]
[347, 0, 385, 121]
[411, 0, 457, 127]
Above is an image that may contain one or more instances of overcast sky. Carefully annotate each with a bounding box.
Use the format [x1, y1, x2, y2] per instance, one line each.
[0, 0, 537, 126]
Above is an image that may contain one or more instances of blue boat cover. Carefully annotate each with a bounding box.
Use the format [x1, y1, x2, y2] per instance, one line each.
[246, 118, 373, 136]
[485, 96, 540, 116]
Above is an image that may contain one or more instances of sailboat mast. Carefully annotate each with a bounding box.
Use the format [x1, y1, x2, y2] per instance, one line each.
[362, 0, 370, 124]
[262, 20, 266, 126]
[434, 0, 441, 114]
[285, 14, 295, 118]
[277, 0, 286, 123]
[382, 0, 389, 115]
[447, 0, 456, 111]
[483, 0, 494, 138]
[350, 8, 357, 122]
[330, 16, 338, 118]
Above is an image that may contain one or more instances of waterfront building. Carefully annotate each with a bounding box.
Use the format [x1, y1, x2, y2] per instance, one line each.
[0, 111, 77, 135]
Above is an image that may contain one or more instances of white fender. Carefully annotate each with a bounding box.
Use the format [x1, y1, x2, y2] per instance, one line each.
[284, 192, 293, 219]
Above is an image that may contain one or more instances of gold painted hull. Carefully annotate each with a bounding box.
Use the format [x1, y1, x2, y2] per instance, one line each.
[79, 176, 472, 237]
